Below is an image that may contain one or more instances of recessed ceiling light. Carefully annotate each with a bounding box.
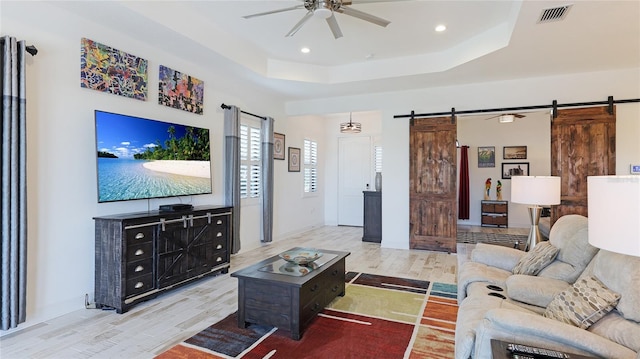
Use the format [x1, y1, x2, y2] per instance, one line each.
[435, 24, 447, 32]
[301, 47, 311, 54]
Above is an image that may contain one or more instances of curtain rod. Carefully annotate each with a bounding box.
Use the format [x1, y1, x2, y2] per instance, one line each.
[220, 103, 266, 120]
[394, 97, 640, 122]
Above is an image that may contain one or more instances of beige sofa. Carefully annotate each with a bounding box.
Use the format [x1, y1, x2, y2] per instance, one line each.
[455, 215, 640, 359]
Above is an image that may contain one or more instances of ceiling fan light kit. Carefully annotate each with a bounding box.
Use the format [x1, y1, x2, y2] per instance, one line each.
[499, 114, 515, 123]
[243, 0, 392, 39]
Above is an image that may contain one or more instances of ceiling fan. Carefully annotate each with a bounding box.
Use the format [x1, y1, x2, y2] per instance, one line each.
[485, 113, 526, 123]
[243, 0, 392, 39]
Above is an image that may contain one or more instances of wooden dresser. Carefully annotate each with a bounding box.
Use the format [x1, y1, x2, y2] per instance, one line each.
[93, 205, 232, 313]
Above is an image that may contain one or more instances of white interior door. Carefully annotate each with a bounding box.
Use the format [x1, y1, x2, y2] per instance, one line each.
[338, 136, 372, 226]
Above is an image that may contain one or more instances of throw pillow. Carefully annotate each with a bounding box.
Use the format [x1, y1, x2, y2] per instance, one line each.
[512, 241, 559, 275]
[543, 275, 621, 329]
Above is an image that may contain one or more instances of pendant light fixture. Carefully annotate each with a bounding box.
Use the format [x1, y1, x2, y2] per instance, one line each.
[340, 112, 362, 133]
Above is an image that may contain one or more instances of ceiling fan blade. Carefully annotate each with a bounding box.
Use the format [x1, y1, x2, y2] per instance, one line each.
[286, 11, 314, 37]
[326, 14, 344, 39]
[243, 5, 304, 19]
[337, 6, 390, 27]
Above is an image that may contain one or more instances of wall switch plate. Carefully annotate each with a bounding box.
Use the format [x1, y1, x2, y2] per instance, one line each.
[631, 164, 640, 175]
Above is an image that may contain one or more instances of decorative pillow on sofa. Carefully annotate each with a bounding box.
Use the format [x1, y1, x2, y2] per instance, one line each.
[512, 241, 559, 275]
[543, 275, 621, 330]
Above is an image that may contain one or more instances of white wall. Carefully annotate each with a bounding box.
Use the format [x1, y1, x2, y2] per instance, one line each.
[286, 68, 640, 249]
[272, 115, 327, 240]
[1, 2, 323, 333]
[457, 111, 551, 228]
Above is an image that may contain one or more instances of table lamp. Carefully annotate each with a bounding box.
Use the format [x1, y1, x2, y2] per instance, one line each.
[511, 176, 561, 251]
[587, 176, 640, 257]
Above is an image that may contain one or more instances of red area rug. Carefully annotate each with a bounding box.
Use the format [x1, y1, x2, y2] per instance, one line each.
[157, 272, 458, 359]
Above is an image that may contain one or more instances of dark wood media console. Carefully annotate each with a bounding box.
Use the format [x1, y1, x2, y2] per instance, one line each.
[231, 248, 350, 340]
[93, 205, 232, 313]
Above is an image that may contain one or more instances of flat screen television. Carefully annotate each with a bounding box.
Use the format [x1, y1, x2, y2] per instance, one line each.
[94, 110, 212, 203]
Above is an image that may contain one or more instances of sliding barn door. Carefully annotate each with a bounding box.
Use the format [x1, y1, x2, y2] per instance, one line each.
[550, 106, 616, 225]
[409, 117, 457, 253]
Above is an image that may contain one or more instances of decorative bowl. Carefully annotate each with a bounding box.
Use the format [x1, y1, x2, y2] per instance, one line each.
[279, 263, 313, 276]
[279, 249, 323, 265]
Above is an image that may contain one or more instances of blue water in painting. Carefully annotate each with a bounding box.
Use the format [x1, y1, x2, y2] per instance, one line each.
[97, 158, 211, 202]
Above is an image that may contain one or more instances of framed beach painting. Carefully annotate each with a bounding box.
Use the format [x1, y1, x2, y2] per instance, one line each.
[274, 133, 285, 160]
[478, 146, 495, 168]
[503, 146, 527, 160]
[502, 162, 529, 179]
[288, 147, 300, 172]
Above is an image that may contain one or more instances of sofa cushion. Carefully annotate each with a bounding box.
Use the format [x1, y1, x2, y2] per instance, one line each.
[589, 250, 640, 322]
[506, 275, 570, 308]
[543, 275, 620, 329]
[512, 242, 559, 275]
[541, 215, 598, 283]
[588, 311, 640, 353]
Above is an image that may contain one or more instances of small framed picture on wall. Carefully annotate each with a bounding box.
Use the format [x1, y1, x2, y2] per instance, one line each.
[288, 147, 301, 172]
[503, 146, 527, 160]
[478, 146, 495, 168]
[274, 133, 285, 160]
[502, 162, 529, 179]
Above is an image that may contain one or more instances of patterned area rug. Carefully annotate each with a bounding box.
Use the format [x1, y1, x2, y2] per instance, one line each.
[157, 272, 458, 359]
[457, 232, 528, 250]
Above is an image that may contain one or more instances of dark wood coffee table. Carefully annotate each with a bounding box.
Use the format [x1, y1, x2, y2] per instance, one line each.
[230, 248, 350, 340]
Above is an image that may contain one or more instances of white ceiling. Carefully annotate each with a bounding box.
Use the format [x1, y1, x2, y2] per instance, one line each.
[52, 0, 640, 102]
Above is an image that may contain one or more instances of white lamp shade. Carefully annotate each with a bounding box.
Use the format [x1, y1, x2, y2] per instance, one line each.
[587, 176, 640, 257]
[511, 176, 561, 205]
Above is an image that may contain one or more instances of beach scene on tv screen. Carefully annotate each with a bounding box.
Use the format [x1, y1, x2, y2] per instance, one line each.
[95, 111, 212, 202]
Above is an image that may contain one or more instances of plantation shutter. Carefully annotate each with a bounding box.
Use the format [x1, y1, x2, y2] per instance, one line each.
[249, 126, 261, 198]
[374, 145, 383, 172]
[240, 124, 261, 199]
[304, 139, 317, 193]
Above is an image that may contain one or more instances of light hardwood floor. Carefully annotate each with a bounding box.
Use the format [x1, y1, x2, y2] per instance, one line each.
[0, 225, 526, 359]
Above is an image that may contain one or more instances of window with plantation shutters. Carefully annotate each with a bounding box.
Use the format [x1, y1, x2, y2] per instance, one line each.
[240, 121, 261, 200]
[374, 145, 383, 173]
[304, 139, 318, 193]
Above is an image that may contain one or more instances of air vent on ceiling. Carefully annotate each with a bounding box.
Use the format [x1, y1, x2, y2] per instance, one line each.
[538, 4, 573, 23]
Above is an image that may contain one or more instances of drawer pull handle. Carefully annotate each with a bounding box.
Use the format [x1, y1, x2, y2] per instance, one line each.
[135, 249, 144, 256]
[217, 232, 223, 237]
[310, 284, 319, 292]
[216, 244, 223, 249]
[216, 257, 222, 262]
[332, 269, 339, 276]
[134, 282, 144, 289]
[312, 303, 320, 312]
[332, 285, 339, 292]
[217, 220, 223, 225]
[134, 265, 144, 272]
[135, 233, 145, 240]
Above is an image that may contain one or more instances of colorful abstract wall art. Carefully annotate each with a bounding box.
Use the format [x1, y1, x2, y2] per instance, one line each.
[158, 65, 204, 114]
[80, 38, 148, 101]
